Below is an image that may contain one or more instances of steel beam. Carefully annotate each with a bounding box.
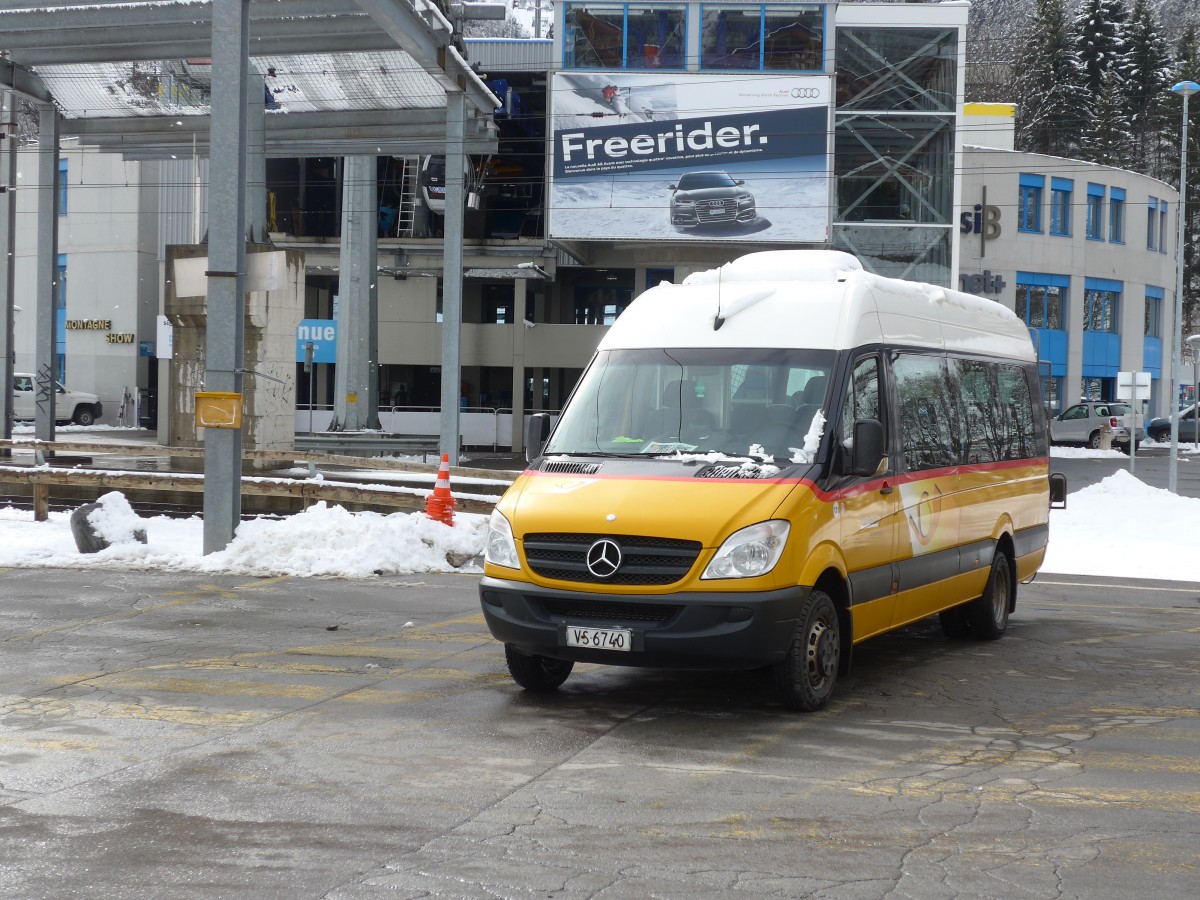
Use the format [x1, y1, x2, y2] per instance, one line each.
[0, 92, 16, 448]
[203, 0, 250, 554]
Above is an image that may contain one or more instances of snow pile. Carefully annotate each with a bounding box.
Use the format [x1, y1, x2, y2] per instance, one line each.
[0, 499, 488, 578]
[1042, 469, 1200, 581]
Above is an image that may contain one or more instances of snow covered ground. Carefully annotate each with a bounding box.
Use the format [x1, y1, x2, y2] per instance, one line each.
[0, 442, 1197, 581]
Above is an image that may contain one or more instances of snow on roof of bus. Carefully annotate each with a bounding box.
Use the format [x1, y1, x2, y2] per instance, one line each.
[683, 250, 863, 286]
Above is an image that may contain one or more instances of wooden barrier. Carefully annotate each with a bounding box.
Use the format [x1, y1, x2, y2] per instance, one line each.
[0, 439, 513, 521]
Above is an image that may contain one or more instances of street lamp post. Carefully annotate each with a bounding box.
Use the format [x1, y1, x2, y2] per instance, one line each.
[1188, 334, 1200, 450]
[1168, 80, 1200, 493]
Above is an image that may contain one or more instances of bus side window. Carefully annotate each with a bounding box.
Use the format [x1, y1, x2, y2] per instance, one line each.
[841, 356, 882, 448]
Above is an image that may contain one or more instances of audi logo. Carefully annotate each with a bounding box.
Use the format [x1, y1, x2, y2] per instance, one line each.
[790, 87, 821, 99]
[585, 539, 623, 579]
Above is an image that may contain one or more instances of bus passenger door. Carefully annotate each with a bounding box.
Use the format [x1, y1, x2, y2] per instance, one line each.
[834, 354, 899, 641]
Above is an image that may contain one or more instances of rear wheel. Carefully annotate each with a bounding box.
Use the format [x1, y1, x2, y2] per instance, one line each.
[504, 644, 573, 692]
[1087, 431, 1102, 449]
[772, 591, 840, 712]
[967, 550, 1013, 640]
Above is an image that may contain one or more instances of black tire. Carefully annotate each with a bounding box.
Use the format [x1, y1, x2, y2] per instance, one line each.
[1087, 431, 1102, 449]
[939, 605, 972, 639]
[1150, 429, 1167, 443]
[73, 406, 96, 427]
[772, 590, 840, 712]
[504, 644, 573, 692]
[967, 550, 1013, 640]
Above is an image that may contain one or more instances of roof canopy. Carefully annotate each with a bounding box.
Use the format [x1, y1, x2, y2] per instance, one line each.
[0, 0, 498, 156]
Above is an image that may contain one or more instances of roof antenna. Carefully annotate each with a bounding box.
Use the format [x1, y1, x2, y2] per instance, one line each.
[714, 264, 725, 331]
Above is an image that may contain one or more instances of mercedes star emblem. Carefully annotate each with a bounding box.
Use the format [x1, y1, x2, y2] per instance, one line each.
[585, 539, 622, 578]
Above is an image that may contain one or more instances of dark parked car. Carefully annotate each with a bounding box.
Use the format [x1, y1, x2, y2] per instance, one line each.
[669, 171, 756, 229]
[1147, 403, 1199, 443]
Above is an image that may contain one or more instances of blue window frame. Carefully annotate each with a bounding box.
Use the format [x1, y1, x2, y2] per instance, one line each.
[1015, 274, 1066, 330]
[1108, 187, 1124, 243]
[1050, 177, 1072, 236]
[564, 3, 688, 70]
[1145, 286, 1163, 337]
[56, 254, 67, 381]
[700, 3, 826, 71]
[1085, 184, 1104, 240]
[57, 158, 68, 217]
[1083, 278, 1120, 333]
[1159, 200, 1169, 254]
[1147, 197, 1158, 250]
[1018, 173, 1043, 233]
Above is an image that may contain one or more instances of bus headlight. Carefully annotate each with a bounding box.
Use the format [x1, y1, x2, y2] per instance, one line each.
[702, 520, 790, 579]
[485, 509, 521, 569]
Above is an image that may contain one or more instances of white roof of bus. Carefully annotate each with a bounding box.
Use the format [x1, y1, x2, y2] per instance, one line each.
[599, 250, 1034, 361]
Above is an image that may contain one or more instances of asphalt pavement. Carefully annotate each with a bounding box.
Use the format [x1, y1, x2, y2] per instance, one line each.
[1, 567, 1197, 898]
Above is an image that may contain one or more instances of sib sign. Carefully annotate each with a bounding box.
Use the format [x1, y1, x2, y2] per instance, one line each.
[296, 319, 337, 364]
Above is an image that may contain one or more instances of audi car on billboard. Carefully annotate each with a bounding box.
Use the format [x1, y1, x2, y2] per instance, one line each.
[669, 171, 757, 231]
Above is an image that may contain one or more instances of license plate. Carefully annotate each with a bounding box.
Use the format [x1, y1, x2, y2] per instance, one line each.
[707, 208, 723, 215]
[565, 626, 632, 652]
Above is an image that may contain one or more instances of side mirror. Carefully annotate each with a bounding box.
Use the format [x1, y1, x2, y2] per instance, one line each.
[668, 184, 678, 191]
[847, 419, 885, 476]
[524, 413, 551, 464]
[1049, 472, 1067, 509]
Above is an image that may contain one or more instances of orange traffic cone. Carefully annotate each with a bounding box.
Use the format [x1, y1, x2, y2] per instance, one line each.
[425, 452, 457, 525]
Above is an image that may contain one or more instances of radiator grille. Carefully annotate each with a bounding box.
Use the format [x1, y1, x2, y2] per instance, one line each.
[524, 533, 702, 586]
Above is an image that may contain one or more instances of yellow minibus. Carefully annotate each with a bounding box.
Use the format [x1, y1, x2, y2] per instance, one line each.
[480, 250, 1053, 710]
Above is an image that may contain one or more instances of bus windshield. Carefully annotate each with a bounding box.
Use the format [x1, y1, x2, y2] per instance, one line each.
[544, 347, 835, 460]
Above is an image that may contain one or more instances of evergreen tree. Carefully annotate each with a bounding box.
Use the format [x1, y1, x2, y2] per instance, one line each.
[1074, 0, 1135, 163]
[1083, 67, 1133, 165]
[1075, 0, 1133, 95]
[1125, 0, 1176, 178]
[1012, 0, 1089, 157]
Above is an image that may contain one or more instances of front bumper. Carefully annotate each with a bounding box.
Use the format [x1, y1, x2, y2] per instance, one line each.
[479, 575, 810, 670]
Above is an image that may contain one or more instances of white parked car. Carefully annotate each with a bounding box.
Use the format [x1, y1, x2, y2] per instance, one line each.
[13, 372, 103, 425]
[1049, 401, 1142, 452]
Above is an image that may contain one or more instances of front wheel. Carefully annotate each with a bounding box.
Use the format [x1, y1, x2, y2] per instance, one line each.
[772, 591, 840, 712]
[504, 644, 573, 692]
[967, 550, 1013, 640]
[73, 406, 96, 427]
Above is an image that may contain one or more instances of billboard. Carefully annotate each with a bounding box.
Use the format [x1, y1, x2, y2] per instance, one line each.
[549, 72, 832, 243]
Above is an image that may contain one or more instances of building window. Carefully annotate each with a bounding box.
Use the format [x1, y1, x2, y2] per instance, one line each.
[564, 3, 688, 70]
[1050, 178, 1072, 236]
[58, 158, 68, 217]
[1147, 197, 1158, 250]
[1018, 174, 1043, 233]
[1159, 200, 1169, 254]
[1109, 187, 1124, 243]
[701, 3, 825, 71]
[1015, 280, 1065, 329]
[1145, 289, 1162, 337]
[1083, 287, 1119, 333]
[1086, 184, 1104, 240]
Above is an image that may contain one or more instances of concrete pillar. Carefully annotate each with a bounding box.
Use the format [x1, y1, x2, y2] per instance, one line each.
[510, 277, 527, 452]
[330, 155, 379, 431]
[440, 92, 466, 464]
[246, 74, 268, 243]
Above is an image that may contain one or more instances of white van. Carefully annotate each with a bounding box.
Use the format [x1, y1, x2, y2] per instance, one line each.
[480, 250, 1056, 711]
[13, 373, 103, 425]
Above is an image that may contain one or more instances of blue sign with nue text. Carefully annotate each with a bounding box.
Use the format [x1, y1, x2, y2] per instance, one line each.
[296, 319, 337, 363]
